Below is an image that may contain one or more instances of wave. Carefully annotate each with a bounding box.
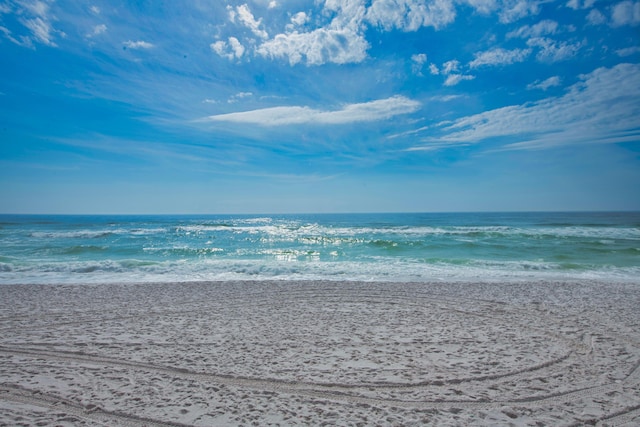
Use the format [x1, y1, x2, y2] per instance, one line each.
[1, 256, 638, 285]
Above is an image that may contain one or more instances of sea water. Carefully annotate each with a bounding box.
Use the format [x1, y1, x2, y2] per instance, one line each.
[1, 212, 639, 284]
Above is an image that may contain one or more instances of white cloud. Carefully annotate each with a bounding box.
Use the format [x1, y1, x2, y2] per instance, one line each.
[86, 24, 107, 38]
[268, 1, 278, 9]
[236, 3, 269, 39]
[202, 96, 421, 126]
[527, 75, 561, 90]
[587, 9, 607, 25]
[498, 0, 543, 23]
[429, 59, 473, 85]
[291, 12, 309, 26]
[611, 1, 640, 26]
[432, 94, 465, 102]
[255, 0, 369, 65]
[228, 37, 245, 58]
[90, 5, 100, 15]
[123, 40, 154, 49]
[442, 59, 460, 74]
[228, 92, 253, 103]
[507, 19, 558, 38]
[566, 0, 597, 9]
[366, 0, 457, 31]
[469, 47, 531, 68]
[286, 11, 310, 31]
[256, 27, 369, 65]
[22, 16, 56, 46]
[527, 37, 581, 62]
[411, 53, 427, 74]
[432, 63, 640, 150]
[0, 1, 61, 48]
[616, 45, 640, 56]
[444, 74, 475, 86]
[210, 37, 245, 60]
[462, 0, 499, 15]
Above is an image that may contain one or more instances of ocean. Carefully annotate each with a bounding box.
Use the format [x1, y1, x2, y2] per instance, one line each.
[1, 212, 639, 284]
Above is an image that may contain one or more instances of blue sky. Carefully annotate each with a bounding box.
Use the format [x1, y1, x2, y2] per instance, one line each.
[1, 0, 639, 214]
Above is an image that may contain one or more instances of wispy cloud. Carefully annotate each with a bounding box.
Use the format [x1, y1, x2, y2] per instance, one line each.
[230, 4, 268, 39]
[123, 40, 154, 49]
[430, 63, 640, 150]
[86, 24, 107, 38]
[469, 47, 531, 68]
[527, 75, 561, 90]
[201, 96, 421, 126]
[444, 74, 475, 86]
[527, 37, 582, 62]
[507, 19, 558, 38]
[616, 46, 640, 56]
[0, 0, 61, 48]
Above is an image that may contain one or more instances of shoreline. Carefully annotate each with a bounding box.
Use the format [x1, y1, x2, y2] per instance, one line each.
[1, 280, 639, 425]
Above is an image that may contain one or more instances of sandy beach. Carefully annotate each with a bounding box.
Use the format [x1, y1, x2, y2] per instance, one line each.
[1, 280, 639, 426]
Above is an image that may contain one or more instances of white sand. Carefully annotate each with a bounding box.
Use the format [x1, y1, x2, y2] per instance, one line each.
[0, 280, 639, 426]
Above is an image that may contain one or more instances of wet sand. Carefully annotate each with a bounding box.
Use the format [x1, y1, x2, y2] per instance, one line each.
[1, 280, 639, 426]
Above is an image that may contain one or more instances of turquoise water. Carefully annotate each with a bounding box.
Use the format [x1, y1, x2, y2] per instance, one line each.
[1, 212, 639, 284]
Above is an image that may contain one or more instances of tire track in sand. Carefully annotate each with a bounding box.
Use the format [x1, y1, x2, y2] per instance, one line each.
[0, 345, 633, 413]
[0, 384, 189, 427]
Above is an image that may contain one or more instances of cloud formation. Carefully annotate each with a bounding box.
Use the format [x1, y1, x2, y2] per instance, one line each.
[211, 0, 553, 66]
[527, 75, 561, 90]
[433, 63, 640, 149]
[0, 0, 61, 48]
[469, 47, 531, 68]
[202, 96, 421, 126]
[611, 1, 640, 27]
[123, 40, 154, 49]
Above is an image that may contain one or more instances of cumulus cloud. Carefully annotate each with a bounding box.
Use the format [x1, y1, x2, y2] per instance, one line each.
[527, 75, 561, 90]
[469, 47, 531, 68]
[611, 1, 640, 26]
[202, 96, 421, 126]
[291, 12, 309, 26]
[123, 40, 154, 49]
[235, 3, 269, 38]
[429, 59, 474, 86]
[365, 0, 457, 31]
[586, 9, 607, 25]
[211, 37, 245, 60]
[498, 0, 543, 23]
[256, 26, 369, 65]
[432, 63, 640, 150]
[566, 0, 597, 9]
[411, 53, 427, 74]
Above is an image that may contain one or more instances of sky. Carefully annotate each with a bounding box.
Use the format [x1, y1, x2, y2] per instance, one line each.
[1, 0, 639, 214]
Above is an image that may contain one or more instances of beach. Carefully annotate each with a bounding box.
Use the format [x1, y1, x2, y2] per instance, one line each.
[1, 280, 639, 426]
